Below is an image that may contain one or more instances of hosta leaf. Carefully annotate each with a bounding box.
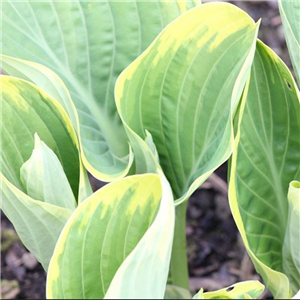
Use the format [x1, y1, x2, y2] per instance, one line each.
[279, 0, 300, 85]
[1, 174, 72, 270]
[164, 285, 192, 299]
[20, 133, 76, 210]
[1, 75, 90, 269]
[104, 173, 174, 299]
[0, 54, 134, 184]
[1, 76, 80, 198]
[115, 2, 259, 201]
[77, 160, 93, 204]
[193, 281, 265, 299]
[0, 56, 93, 203]
[1, 55, 78, 129]
[293, 290, 300, 299]
[283, 181, 300, 292]
[2, 0, 197, 181]
[229, 41, 300, 298]
[47, 173, 175, 299]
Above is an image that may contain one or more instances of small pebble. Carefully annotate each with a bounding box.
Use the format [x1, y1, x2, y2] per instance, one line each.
[22, 253, 38, 270]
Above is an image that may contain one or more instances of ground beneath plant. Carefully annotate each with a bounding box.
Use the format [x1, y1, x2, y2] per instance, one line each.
[186, 165, 270, 297]
[1, 1, 290, 299]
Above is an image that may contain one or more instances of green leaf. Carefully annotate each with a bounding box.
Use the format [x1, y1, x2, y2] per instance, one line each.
[164, 285, 192, 299]
[229, 41, 300, 298]
[115, 2, 259, 201]
[1, 55, 78, 129]
[1, 75, 91, 269]
[1, 174, 72, 270]
[2, 1, 196, 181]
[1, 75, 80, 198]
[279, 0, 300, 85]
[77, 160, 93, 204]
[103, 173, 174, 299]
[0, 54, 133, 184]
[283, 181, 300, 293]
[193, 281, 265, 299]
[0, 57, 93, 203]
[47, 173, 175, 299]
[193, 289, 205, 300]
[293, 290, 300, 299]
[20, 133, 76, 210]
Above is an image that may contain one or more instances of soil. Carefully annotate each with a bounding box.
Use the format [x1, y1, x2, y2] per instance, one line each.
[1, 215, 46, 299]
[186, 165, 268, 297]
[1, 1, 290, 299]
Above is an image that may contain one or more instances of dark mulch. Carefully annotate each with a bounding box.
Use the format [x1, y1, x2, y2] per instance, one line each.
[186, 165, 267, 296]
[1, 215, 46, 299]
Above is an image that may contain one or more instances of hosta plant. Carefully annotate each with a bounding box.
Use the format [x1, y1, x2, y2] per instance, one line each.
[1, 0, 299, 299]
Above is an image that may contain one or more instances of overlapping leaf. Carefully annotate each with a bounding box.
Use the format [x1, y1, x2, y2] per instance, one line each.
[1, 0, 198, 181]
[164, 285, 192, 299]
[229, 41, 300, 298]
[0, 54, 126, 185]
[0, 76, 90, 269]
[1, 175, 72, 271]
[283, 181, 300, 294]
[103, 173, 174, 299]
[115, 2, 259, 201]
[1, 76, 80, 197]
[193, 281, 265, 299]
[47, 173, 175, 299]
[1, 55, 79, 129]
[20, 133, 76, 210]
[293, 290, 300, 299]
[279, 0, 300, 85]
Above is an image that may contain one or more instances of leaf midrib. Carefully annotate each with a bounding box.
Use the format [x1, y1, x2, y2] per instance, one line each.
[6, 0, 129, 159]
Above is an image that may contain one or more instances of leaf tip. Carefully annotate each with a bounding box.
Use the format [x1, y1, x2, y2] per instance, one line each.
[290, 180, 300, 189]
[33, 132, 42, 147]
[256, 18, 262, 28]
